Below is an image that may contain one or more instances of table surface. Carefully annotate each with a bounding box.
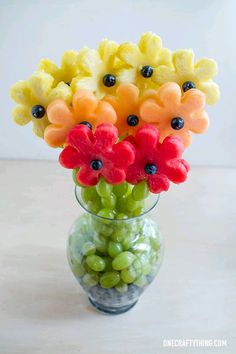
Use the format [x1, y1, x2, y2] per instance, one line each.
[0, 160, 235, 354]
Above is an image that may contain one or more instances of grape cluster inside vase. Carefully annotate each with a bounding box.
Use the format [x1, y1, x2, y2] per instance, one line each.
[67, 186, 164, 314]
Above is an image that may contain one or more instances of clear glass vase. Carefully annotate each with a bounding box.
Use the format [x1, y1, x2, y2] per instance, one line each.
[67, 187, 164, 315]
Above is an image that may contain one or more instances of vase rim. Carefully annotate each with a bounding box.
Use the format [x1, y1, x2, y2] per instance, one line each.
[74, 186, 160, 222]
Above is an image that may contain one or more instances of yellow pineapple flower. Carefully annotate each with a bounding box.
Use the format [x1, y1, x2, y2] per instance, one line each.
[38, 50, 80, 86]
[153, 49, 220, 104]
[71, 39, 123, 98]
[117, 32, 172, 92]
[10, 71, 72, 138]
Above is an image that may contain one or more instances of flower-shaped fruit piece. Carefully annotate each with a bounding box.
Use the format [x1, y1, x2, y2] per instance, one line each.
[45, 89, 117, 147]
[103, 83, 156, 137]
[38, 50, 80, 86]
[59, 123, 135, 186]
[117, 32, 171, 92]
[10, 71, 72, 137]
[126, 124, 190, 193]
[71, 40, 123, 98]
[154, 49, 219, 105]
[140, 82, 209, 147]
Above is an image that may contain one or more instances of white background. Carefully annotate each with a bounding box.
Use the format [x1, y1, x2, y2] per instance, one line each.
[0, 0, 235, 167]
[1, 2, 235, 351]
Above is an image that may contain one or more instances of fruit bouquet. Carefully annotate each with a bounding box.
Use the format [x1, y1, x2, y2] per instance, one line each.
[10, 32, 219, 314]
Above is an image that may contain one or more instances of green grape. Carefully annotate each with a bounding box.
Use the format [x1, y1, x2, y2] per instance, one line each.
[112, 210, 118, 219]
[90, 217, 103, 232]
[132, 206, 144, 217]
[125, 183, 133, 196]
[97, 209, 114, 219]
[82, 273, 99, 287]
[139, 254, 151, 275]
[87, 200, 102, 214]
[135, 220, 144, 232]
[70, 230, 86, 249]
[72, 169, 81, 186]
[150, 251, 158, 265]
[99, 271, 120, 288]
[92, 215, 114, 234]
[122, 233, 138, 251]
[97, 209, 115, 225]
[96, 178, 113, 197]
[133, 259, 142, 276]
[116, 195, 127, 213]
[132, 180, 149, 201]
[134, 275, 148, 288]
[81, 242, 96, 256]
[150, 237, 161, 251]
[108, 241, 123, 258]
[123, 220, 138, 235]
[137, 236, 150, 245]
[81, 186, 97, 204]
[103, 256, 113, 272]
[71, 261, 86, 277]
[72, 215, 89, 234]
[115, 281, 128, 293]
[71, 250, 83, 265]
[112, 251, 136, 270]
[116, 213, 128, 220]
[121, 267, 137, 284]
[93, 234, 108, 254]
[142, 262, 152, 276]
[86, 255, 105, 272]
[132, 237, 151, 254]
[126, 194, 141, 212]
[139, 253, 150, 263]
[111, 227, 125, 243]
[113, 182, 128, 197]
[100, 224, 114, 237]
[137, 242, 151, 253]
[101, 193, 116, 209]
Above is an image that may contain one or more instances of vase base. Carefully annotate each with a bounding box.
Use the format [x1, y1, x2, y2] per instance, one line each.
[88, 297, 138, 315]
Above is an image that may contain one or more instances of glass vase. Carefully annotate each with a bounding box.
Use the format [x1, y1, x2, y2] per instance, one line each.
[67, 186, 164, 315]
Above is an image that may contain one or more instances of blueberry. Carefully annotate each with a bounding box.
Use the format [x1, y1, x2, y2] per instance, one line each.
[31, 105, 45, 119]
[79, 121, 92, 130]
[144, 163, 157, 175]
[182, 81, 196, 92]
[103, 74, 116, 87]
[90, 159, 103, 171]
[171, 117, 184, 130]
[127, 114, 139, 127]
[140, 66, 153, 78]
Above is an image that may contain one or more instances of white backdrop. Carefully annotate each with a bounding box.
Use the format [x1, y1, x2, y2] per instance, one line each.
[0, 0, 235, 167]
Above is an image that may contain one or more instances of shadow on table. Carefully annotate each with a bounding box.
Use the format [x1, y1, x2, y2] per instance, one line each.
[1, 245, 98, 320]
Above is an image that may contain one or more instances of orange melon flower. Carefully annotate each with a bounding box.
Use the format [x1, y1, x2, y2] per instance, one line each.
[140, 82, 209, 147]
[44, 89, 117, 147]
[103, 83, 156, 137]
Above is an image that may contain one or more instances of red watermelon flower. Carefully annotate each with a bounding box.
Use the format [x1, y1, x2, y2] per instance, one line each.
[59, 123, 135, 186]
[126, 124, 190, 193]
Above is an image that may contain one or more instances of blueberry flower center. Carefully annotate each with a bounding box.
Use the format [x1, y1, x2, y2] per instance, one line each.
[127, 114, 139, 126]
[31, 105, 45, 119]
[79, 121, 92, 130]
[90, 159, 103, 171]
[171, 117, 185, 130]
[182, 81, 196, 92]
[103, 74, 116, 87]
[144, 163, 157, 175]
[141, 66, 153, 78]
